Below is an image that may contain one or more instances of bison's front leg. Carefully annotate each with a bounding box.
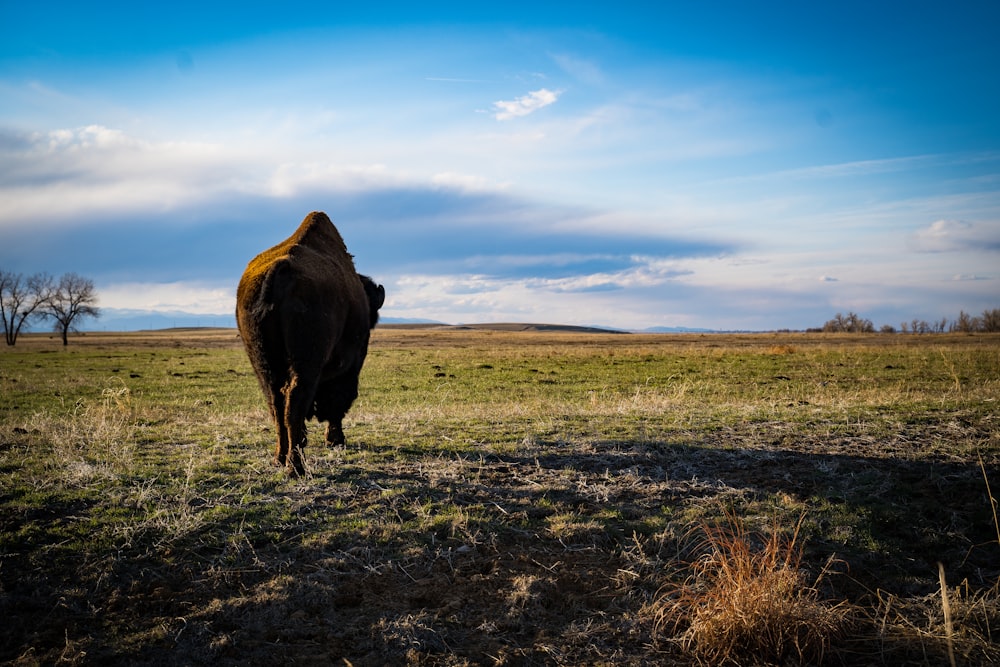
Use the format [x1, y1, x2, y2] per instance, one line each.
[326, 422, 346, 446]
[315, 373, 360, 448]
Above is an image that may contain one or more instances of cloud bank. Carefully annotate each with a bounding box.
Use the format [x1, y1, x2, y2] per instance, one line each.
[911, 219, 1000, 253]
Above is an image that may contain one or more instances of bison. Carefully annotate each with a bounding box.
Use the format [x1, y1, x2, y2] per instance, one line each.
[236, 211, 385, 476]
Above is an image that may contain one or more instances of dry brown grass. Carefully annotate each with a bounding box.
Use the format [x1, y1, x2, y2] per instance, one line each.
[647, 512, 851, 666]
[3, 328, 999, 665]
[869, 581, 1000, 665]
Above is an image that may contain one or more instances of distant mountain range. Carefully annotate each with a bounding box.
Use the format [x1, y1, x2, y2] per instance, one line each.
[640, 325, 716, 333]
[74, 309, 718, 334]
[80, 310, 448, 332]
[79, 310, 238, 332]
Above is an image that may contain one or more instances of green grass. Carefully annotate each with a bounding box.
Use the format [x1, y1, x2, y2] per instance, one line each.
[1, 329, 998, 665]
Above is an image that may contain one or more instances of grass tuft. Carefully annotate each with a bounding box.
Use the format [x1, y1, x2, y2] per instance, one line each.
[870, 582, 1000, 665]
[647, 512, 850, 665]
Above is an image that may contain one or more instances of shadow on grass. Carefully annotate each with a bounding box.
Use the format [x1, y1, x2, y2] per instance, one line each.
[3, 432, 999, 665]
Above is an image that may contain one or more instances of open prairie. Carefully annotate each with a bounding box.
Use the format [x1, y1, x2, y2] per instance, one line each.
[2, 327, 998, 665]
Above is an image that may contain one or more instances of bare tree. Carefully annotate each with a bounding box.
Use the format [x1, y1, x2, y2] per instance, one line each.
[42, 273, 100, 346]
[0, 270, 54, 346]
[952, 310, 975, 333]
[822, 313, 848, 332]
[822, 311, 874, 333]
[981, 308, 1000, 333]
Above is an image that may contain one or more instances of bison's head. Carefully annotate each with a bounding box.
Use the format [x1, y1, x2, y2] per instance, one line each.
[359, 274, 385, 329]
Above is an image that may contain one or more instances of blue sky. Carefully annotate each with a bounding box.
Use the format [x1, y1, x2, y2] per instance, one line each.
[1, 2, 998, 330]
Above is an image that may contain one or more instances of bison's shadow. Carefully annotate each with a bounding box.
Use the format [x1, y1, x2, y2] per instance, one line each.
[5, 433, 997, 665]
[363, 435, 999, 595]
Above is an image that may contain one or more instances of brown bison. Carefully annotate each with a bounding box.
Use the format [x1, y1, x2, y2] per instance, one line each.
[236, 211, 385, 476]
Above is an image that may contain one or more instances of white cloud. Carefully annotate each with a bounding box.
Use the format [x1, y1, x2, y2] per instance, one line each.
[0, 125, 489, 225]
[263, 162, 405, 198]
[911, 219, 978, 253]
[492, 88, 560, 121]
[99, 281, 235, 314]
[430, 171, 509, 192]
[385, 256, 695, 326]
[0, 125, 234, 225]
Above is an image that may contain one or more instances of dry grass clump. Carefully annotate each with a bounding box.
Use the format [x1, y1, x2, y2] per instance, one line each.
[870, 580, 1000, 665]
[647, 513, 850, 666]
[15, 378, 141, 485]
[861, 455, 1000, 665]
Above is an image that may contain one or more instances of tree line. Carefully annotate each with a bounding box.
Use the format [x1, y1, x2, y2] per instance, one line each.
[0, 270, 100, 346]
[816, 308, 1000, 334]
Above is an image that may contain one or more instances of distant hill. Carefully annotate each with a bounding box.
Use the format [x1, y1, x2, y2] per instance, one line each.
[641, 325, 716, 333]
[378, 317, 448, 327]
[462, 322, 627, 334]
[378, 322, 628, 334]
[382, 322, 719, 334]
[81, 310, 237, 332]
[77, 311, 714, 334]
[77, 311, 448, 332]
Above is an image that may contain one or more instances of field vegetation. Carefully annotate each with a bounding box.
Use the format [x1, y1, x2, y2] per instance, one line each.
[1, 327, 998, 665]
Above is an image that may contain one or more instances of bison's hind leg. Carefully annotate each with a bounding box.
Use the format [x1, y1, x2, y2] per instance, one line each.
[263, 381, 290, 469]
[282, 372, 318, 477]
[288, 445, 307, 477]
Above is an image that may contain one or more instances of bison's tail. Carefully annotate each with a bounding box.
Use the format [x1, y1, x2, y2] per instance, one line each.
[259, 259, 294, 312]
[238, 259, 294, 384]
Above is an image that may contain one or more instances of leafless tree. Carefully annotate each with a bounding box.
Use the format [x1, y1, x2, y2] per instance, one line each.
[822, 313, 848, 332]
[822, 312, 874, 333]
[951, 310, 975, 333]
[981, 308, 1000, 332]
[42, 273, 100, 346]
[0, 270, 54, 345]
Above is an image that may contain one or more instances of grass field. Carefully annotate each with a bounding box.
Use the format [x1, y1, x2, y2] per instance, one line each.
[1, 327, 998, 665]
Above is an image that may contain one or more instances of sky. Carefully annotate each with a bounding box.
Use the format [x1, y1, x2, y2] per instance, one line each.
[1, 1, 999, 331]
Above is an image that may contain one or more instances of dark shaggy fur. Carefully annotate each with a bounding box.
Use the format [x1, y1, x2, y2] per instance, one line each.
[236, 212, 385, 475]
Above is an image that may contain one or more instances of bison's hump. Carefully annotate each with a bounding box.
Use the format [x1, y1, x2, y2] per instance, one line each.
[288, 211, 350, 257]
[237, 211, 354, 306]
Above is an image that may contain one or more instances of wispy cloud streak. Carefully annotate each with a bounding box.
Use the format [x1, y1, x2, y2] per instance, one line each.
[492, 89, 560, 120]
